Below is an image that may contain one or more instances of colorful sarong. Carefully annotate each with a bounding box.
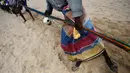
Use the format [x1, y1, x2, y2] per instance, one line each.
[61, 19, 105, 61]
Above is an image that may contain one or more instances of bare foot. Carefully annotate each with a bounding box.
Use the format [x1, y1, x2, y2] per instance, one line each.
[72, 61, 82, 71]
[109, 61, 118, 73]
[23, 20, 26, 23]
[32, 18, 35, 21]
[72, 66, 79, 71]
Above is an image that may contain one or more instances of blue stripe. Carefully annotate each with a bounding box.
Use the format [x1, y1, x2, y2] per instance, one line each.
[64, 38, 102, 55]
[61, 19, 95, 46]
[62, 9, 71, 15]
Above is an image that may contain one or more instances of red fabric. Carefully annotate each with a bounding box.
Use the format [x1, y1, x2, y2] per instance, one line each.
[61, 33, 97, 52]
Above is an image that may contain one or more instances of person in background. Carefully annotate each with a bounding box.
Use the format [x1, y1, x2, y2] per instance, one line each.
[0, 0, 34, 22]
[44, 0, 118, 73]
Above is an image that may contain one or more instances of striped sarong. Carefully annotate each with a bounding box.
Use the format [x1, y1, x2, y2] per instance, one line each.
[61, 19, 105, 61]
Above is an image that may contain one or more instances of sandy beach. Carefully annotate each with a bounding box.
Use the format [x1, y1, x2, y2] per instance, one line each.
[0, 0, 130, 73]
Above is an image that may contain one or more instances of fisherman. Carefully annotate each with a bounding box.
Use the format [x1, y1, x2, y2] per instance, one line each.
[44, 0, 118, 72]
[0, 0, 12, 13]
[0, 0, 34, 22]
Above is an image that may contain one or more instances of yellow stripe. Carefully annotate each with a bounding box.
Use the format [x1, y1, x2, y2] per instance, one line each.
[68, 42, 105, 61]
